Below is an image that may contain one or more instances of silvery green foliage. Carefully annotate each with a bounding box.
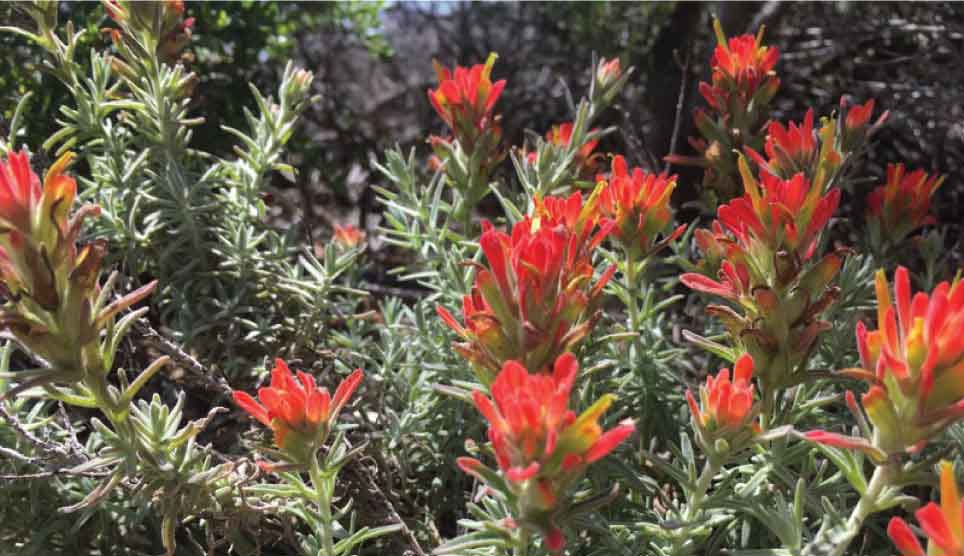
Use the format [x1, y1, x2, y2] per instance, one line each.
[11, 5, 365, 377]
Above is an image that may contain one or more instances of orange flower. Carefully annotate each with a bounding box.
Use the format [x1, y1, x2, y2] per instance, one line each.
[437, 196, 614, 382]
[718, 159, 839, 263]
[233, 360, 363, 457]
[688, 354, 756, 429]
[856, 267, 964, 453]
[597, 155, 685, 259]
[332, 223, 365, 249]
[458, 354, 634, 553]
[427, 53, 505, 150]
[866, 163, 944, 244]
[888, 461, 964, 556]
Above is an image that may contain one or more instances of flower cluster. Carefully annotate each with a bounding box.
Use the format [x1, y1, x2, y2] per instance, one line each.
[458, 354, 634, 552]
[437, 192, 615, 383]
[747, 99, 887, 194]
[888, 461, 964, 556]
[428, 53, 505, 155]
[682, 156, 845, 394]
[687, 354, 760, 456]
[667, 19, 780, 202]
[0, 151, 155, 392]
[866, 163, 944, 248]
[809, 267, 964, 456]
[233, 359, 364, 461]
[596, 155, 685, 260]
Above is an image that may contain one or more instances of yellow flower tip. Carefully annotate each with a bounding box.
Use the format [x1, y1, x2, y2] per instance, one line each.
[47, 151, 76, 180]
[712, 17, 727, 48]
[483, 52, 499, 80]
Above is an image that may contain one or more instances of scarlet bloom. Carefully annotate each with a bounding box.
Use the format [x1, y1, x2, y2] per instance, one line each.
[332, 223, 365, 248]
[748, 109, 817, 177]
[233, 360, 363, 456]
[866, 163, 944, 243]
[717, 158, 840, 263]
[844, 98, 878, 134]
[458, 354, 634, 552]
[597, 155, 685, 259]
[888, 461, 964, 556]
[437, 194, 614, 382]
[687, 353, 759, 434]
[849, 267, 964, 454]
[427, 53, 505, 149]
[700, 21, 779, 112]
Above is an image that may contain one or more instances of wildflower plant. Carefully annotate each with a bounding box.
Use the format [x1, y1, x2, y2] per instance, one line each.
[0, 5, 961, 556]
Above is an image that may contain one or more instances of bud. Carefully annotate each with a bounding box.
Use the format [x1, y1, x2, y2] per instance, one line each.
[866, 163, 944, 248]
[687, 354, 761, 457]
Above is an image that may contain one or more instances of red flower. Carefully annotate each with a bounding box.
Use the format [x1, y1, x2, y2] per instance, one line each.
[718, 160, 840, 263]
[437, 196, 614, 381]
[597, 155, 685, 259]
[688, 354, 756, 430]
[850, 267, 964, 454]
[427, 53, 505, 149]
[332, 223, 365, 249]
[700, 21, 779, 112]
[888, 461, 964, 556]
[846, 99, 875, 132]
[233, 359, 363, 455]
[866, 163, 944, 243]
[459, 354, 634, 552]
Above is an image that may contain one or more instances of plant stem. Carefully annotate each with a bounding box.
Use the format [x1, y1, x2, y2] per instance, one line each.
[624, 249, 642, 332]
[513, 528, 530, 556]
[309, 452, 337, 556]
[823, 464, 892, 556]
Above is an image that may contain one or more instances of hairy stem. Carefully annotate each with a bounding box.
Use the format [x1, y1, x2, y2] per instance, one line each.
[671, 457, 723, 555]
[309, 452, 337, 556]
[824, 463, 892, 556]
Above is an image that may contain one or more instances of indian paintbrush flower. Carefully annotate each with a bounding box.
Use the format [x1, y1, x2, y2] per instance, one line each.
[427, 52, 505, 153]
[681, 155, 845, 394]
[687, 354, 761, 456]
[667, 18, 780, 203]
[699, 20, 779, 113]
[866, 163, 944, 248]
[437, 194, 615, 382]
[596, 155, 685, 260]
[458, 354, 634, 553]
[0, 150, 156, 393]
[233, 359, 364, 461]
[888, 461, 964, 556]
